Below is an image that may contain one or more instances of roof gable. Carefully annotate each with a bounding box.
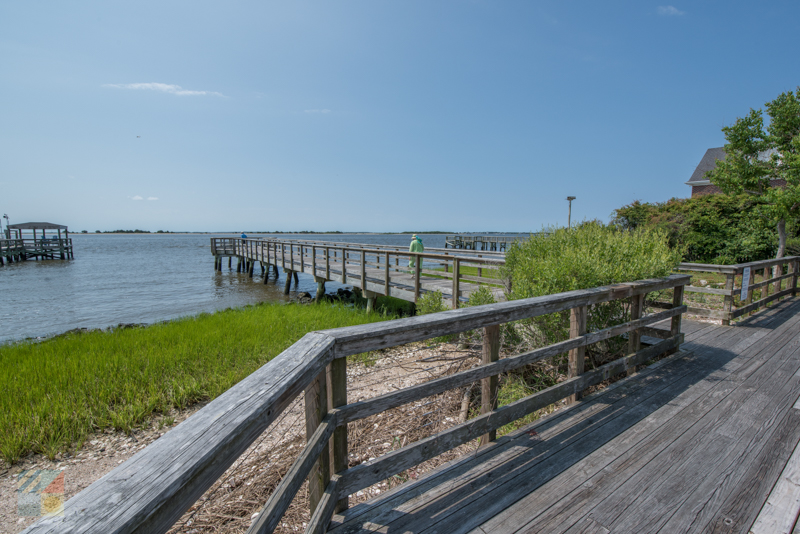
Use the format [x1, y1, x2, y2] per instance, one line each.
[687, 147, 726, 184]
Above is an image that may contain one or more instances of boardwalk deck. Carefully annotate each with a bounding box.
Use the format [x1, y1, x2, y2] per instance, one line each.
[327, 298, 800, 534]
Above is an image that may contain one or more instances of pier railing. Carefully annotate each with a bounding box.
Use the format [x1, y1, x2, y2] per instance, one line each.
[211, 237, 507, 305]
[662, 257, 800, 325]
[25, 274, 689, 534]
[0, 237, 73, 263]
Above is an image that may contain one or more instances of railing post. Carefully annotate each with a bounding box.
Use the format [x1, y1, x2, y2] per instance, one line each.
[414, 255, 421, 303]
[305, 370, 330, 516]
[627, 293, 644, 376]
[774, 261, 783, 296]
[792, 259, 799, 297]
[384, 251, 390, 296]
[312, 246, 317, 277]
[722, 273, 734, 326]
[568, 306, 588, 403]
[326, 247, 330, 279]
[452, 258, 460, 309]
[361, 251, 367, 293]
[342, 249, 347, 283]
[480, 324, 500, 446]
[327, 358, 348, 512]
[668, 283, 685, 355]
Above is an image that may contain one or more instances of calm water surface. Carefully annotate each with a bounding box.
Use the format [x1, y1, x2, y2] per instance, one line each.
[1, 233, 512, 343]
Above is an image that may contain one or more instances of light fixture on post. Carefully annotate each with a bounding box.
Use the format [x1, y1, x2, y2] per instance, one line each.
[566, 197, 576, 229]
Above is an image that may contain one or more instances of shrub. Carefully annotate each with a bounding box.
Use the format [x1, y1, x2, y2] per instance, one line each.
[612, 195, 788, 264]
[417, 290, 448, 315]
[500, 221, 682, 367]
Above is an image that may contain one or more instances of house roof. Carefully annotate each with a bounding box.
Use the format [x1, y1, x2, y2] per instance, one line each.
[8, 222, 68, 230]
[686, 147, 726, 186]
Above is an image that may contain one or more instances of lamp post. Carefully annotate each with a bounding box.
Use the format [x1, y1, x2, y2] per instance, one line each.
[566, 197, 576, 229]
[2, 214, 8, 239]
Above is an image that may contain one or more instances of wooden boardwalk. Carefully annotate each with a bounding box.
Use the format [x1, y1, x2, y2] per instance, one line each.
[327, 298, 800, 534]
[211, 238, 506, 307]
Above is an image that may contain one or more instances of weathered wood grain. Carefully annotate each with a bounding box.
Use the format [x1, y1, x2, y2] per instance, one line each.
[338, 336, 681, 497]
[323, 276, 690, 358]
[732, 287, 795, 318]
[24, 332, 336, 534]
[248, 412, 338, 534]
[304, 476, 341, 534]
[337, 307, 685, 425]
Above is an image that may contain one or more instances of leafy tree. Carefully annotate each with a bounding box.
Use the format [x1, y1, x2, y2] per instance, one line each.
[707, 88, 800, 260]
[612, 195, 779, 264]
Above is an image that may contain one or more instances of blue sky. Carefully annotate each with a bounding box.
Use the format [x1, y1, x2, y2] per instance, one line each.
[2, 1, 799, 233]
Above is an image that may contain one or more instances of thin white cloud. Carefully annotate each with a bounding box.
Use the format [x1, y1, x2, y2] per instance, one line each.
[304, 109, 331, 114]
[104, 83, 225, 97]
[131, 195, 143, 201]
[657, 5, 685, 16]
[147, 197, 159, 201]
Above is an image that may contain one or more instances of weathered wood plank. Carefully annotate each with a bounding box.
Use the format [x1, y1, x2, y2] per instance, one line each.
[248, 412, 337, 534]
[338, 336, 681, 497]
[322, 276, 690, 358]
[24, 332, 336, 534]
[468, 310, 800, 534]
[332, 303, 800, 534]
[337, 307, 685, 425]
[480, 324, 500, 445]
[304, 476, 341, 534]
[732, 287, 796, 318]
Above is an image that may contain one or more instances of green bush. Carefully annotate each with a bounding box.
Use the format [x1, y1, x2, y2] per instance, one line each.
[417, 290, 448, 315]
[612, 195, 786, 264]
[500, 221, 682, 366]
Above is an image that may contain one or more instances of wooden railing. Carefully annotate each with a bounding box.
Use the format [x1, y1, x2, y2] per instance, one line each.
[211, 238, 507, 305]
[25, 274, 689, 534]
[444, 234, 524, 251]
[671, 257, 799, 325]
[0, 237, 74, 263]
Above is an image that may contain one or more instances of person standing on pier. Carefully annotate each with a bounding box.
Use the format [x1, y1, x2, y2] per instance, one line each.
[408, 234, 424, 270]
[241, 231, 247, 239]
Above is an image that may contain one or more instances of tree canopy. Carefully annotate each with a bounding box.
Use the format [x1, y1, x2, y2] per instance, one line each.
[707, 88, 800, 258]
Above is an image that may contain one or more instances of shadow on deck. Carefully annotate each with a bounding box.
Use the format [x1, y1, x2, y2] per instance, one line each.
[329, 298, 800, 534]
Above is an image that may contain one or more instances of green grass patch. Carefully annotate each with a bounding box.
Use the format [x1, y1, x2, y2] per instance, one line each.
[0, 302, 389, 464]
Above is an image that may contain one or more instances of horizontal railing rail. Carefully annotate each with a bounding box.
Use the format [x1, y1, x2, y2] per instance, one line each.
[25, 273, 689, 534]
[668, 257, 799, 325]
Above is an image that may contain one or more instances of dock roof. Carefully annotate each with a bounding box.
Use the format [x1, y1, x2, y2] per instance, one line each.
[7, 222, 68, 230]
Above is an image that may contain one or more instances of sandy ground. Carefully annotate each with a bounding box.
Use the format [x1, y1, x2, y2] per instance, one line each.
[1, 341, 482, 534]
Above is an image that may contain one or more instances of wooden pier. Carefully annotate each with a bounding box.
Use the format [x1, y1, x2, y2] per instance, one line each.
[1, 222, 74, 265]
[444, 234, 526, 251]
[211, 237, 507, 308]
[23, 256, 800, 534]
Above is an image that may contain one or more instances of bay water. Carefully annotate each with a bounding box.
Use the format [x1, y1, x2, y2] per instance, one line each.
[1, 233, 515, 343]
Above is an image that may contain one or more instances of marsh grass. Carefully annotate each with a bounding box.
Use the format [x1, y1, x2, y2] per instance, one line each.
[0, 302, 389, 464]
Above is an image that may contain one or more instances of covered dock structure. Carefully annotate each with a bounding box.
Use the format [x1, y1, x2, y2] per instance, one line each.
[1, 222, 74, 264]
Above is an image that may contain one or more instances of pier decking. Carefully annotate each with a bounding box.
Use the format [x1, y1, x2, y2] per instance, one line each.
[328, 299, 800, 534]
